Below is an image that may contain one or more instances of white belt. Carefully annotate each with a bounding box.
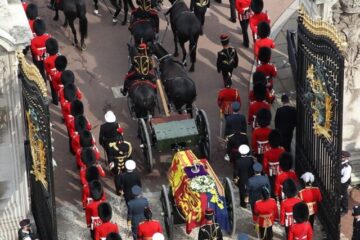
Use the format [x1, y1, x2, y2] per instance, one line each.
[285, 212, 293, 227]
[91, 216, 102, 230]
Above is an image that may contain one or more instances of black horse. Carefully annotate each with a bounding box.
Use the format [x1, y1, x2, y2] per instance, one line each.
[128, 83, 157, 118]
[53, 0, 88, 50]
[165, 0, 202, 72]
[152, 43, 196, 113]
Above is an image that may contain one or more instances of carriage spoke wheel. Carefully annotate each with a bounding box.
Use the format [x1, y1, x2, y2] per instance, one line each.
[224, 177, 236, 236]
[138, 118, 153, 172]
[161, 185, 174, 239]
[195, 109, 212, 161]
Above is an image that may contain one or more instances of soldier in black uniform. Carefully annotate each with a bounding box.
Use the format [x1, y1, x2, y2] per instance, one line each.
[217, 34, 239, 86]
[18, 219, 38, 240]
[108, 140, 133, 175]
[99, 110, 123, 157]
[352, 205, 360, 240]
[198, 208, 223, 240]
[190, 0, 210, 27]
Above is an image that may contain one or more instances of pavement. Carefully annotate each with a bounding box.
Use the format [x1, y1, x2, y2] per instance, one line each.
[27, 0, 359, 239]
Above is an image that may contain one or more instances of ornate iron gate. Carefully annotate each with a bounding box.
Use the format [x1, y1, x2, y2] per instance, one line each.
[18, 53, 58, 240]
[296, 8, 346, 240]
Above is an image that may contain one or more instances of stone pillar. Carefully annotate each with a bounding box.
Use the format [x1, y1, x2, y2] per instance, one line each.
[300, 0, 338, 21]
[0, 0, 33, 239]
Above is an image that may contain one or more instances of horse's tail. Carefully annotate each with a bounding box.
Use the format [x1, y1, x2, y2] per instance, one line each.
[79, 17, 88, 39]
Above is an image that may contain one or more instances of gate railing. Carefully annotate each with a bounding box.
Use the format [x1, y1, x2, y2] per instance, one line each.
[18, 52, 58, 240]
[296, 7, 346, 240]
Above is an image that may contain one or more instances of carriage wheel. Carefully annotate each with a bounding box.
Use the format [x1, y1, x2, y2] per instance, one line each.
[195, 109, 212, 161]
[161, 185, 174, 239]
[138, 118, 153, 172]
[223, 177, 236, 236]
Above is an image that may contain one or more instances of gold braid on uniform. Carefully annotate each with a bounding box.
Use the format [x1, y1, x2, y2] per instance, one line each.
[220, 48, 235, 66]
[196, 0, 209, 7]
[200, 223, 220, 240]
[134, 56, 152, 75]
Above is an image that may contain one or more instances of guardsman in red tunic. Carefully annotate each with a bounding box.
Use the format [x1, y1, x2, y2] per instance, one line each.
[63, 100, 83, 133]
[254, 22, 275, 60]
[57, 70, 75, 99]
[263, 129, 285, 197]
[82, 169, 106, 209]
[253, 186, 278, 240]
[251, 108, 272, 163]
[85, 181, 106, 238]
[289, 202, 313, 240]
[59, 83, 83, 107]
[77, 146, 101, 169]
[235, 0, 251, 47]
[248, 83, 271, 127]
[137, 207, 163, 239]
[44, 38, 59, 80]
[280, 179, 302, 238]
[71, 130, 96, 155]
[249, 71, 275, 104]
[25, 3, 38, 35]
[30, 19, 51, 81]
[79, 154, 105, 186]
[249, 0, 270, 41]
[256, 47, 277, 90]
[67, 115, 92, 138]
[94, 202, 119, 240]
[50, 55, 67, 105]
[274, 152, 299, 199]
[217, 79, 241, 118]
[299, 172, 322, 228]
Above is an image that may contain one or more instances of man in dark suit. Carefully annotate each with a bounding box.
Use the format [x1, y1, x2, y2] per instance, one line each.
[234, 144, 254, 208]
[225, 102, 247, 136]
[127, 186, 149, 240]
[275, 94, 296, 152]
[114, 160, 142, 203]
[99, 111, 123, 156]
[246, 162, 270, 211]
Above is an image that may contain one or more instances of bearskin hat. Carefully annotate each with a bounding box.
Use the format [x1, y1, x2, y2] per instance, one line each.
[98, 202, 112, 222]
[55, 55, 67, 71]
[64, 84, 77, 102]
[74, 115, 87, 133]
[106, 232, 122, 240]
[144, 207, 152, 220]
[26, 3, 38, 20]
[261, 186, 270, 200]
[80, 130, 93, 148]
[253, 82, 267, 101]
[258, 47, 271, 64]
[81, 147, 96, 167]
[251, 0, 264, 14]
[293, 202, 309, 223]
[256, 108, 271, 127]
[33, 19, 46, 36]
[45, 38, 59, 55]
[70, 100, 84, 116]
[252, 71, 266, 85]
[268, 129, 282, 148]
[282, 178, 298, 198]
[61, 70, 75, 86]
[279, 152, 293, 171]
[85, 166, 100, 183]
[89, 180, 103, 201]
[257, 22, 271, 39]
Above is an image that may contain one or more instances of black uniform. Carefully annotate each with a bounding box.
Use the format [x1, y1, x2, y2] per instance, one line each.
[18, 229, 35, 240]
[107, 141, 132, 175]
[224, 113, 246, 136]
[274, 105, 296, 152]
[115, 171, 142, 202]
[234, 155, 254, 207]
[99, 122, 123, 152]
[198, 222, 223, 240]
[226, 132, 249, 162]
[353, 219, 360, 240]
[190, 0, 210, 26]
[217, 47, 239, 84]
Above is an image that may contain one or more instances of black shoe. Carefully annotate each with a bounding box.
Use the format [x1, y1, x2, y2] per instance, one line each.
[243, 42, 249, 48]
[230, 18, 236, 23]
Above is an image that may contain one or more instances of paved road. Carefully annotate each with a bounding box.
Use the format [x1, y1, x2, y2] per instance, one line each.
[28, 0, 313, 239]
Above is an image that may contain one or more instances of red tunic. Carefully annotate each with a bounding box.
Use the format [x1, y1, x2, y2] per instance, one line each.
[253, 198, 278, 227]
[44, 54, 58, 80]
[263, 147, 285, 176]
[80, 164, 106, 186]
[248, 100, 270, 125]
[76, 146, 100, 169]
[251, 127, 271, 154]
[254, 38, 275, 59]
[58, 87, 83, 105]
[256, 63, 277, 89]
[137, 220, 163, 239]
[217, 87, 241, 115]
[235, 0, 251, 14]
[70, 133, 96, 154]
[298, 187, 322, 216]
[280, 197, 302, 227]
[248, 89, 275, 104]
[82, 184, 106, 209]
[85, 200, 105, 228]
[61, 101, 72, 119]
[288, 222, 313, 240]
[274, 171, 299, 197]
[22, 2, 28, 12]
[66, 115, 92, 137]
[51, 71, 62, 93]
[94, 222, 119, 240]
[249, 12, 271, 36]
[30, 34, 51, 61]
